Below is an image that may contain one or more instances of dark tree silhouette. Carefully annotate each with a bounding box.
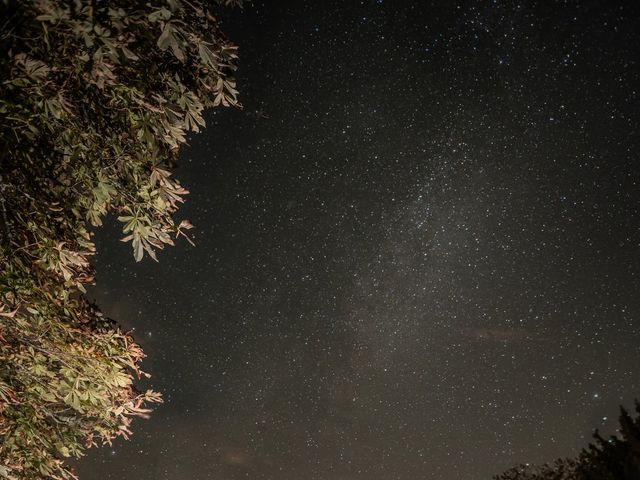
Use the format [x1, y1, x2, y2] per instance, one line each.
[495, 401, 640, 480]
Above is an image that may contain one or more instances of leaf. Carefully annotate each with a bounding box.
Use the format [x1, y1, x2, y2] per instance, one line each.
[0, 465, 10, 479]
[133, 237, 144, 262]
[14, 54, 50, 81]
[0, 306, 19, 318]
[121, 46, 139, 61]
[148, 7, 172, 22]
[157, 25, 173, 49]
[156, 23, 185, 61]
[197, 42, 218, 68]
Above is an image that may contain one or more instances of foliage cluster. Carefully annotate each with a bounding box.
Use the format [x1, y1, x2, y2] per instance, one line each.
[0, 0, 239, 478]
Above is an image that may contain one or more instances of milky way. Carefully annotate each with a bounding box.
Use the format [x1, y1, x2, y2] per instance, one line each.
[79, 1, 640, 479]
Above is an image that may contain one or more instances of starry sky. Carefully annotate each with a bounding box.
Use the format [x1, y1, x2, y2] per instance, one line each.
[78, 1, 640, 479]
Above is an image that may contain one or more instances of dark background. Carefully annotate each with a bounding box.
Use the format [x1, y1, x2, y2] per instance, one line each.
[79, 1, 640, 479]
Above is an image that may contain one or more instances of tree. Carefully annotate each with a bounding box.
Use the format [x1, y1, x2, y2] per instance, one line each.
[495, 402, 640, 480]
[0, 0, 240, 478]
[576, 402, 640, 480]
[495, 459, 580, 480]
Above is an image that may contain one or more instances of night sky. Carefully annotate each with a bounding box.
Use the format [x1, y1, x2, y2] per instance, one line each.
[78, 1, 640, 479]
